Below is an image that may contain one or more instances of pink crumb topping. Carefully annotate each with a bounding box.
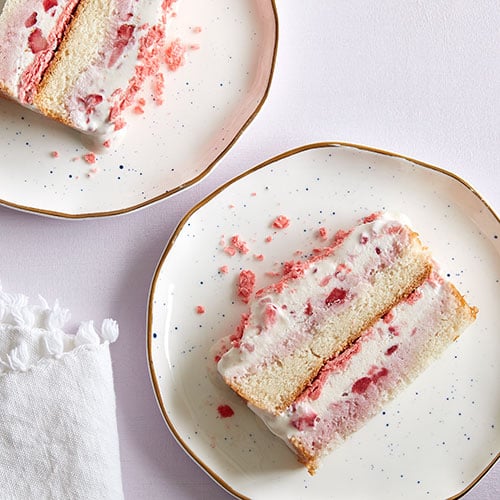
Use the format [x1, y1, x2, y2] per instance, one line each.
[108, 14, 169, 128]
[331, 228, 352, 247]
[230, 235, 249, 254]
[237, 270, 256, 304]
[254, 254, 264, 261]
[133, 106, 144, 114]
[114, 118, 127, 131]
[219, 265, 229, 274]
[362, 212, 383, 224]
[318, 227, 328, 240]
[102, 139, 111, 148]
[51, 151, 59, 158]
[217, 404, 234, 418]
[282, 260, 308, 279]
[153, 72, 165, 104]
[272, 215, 290, 229]
[265, 236, 273, 243]
[83, 153, 96, 164]
[254, 260, 308, 298]
[162, 0, 177, 9]
[196, 305, 205, 314]
[223, 246, 236, 257]
[192, 26, 202, 33]
[164, 38, 187, 70]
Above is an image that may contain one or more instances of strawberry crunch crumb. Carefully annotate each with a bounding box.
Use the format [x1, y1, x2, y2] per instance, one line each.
[102, 139, 111, 148]
[219, 265, 229, 274]
[362, 212, 382, 224]
[223, 246, 236, 257]
[230, 235, 249, 254]
[196, 305, 205, 314]
[265, 271, 281, 278]
[153, 72, 165, 104]
[165, 38, 187, 70]
[51, 151, 59, 158]
[113, 118, 127, 131]
[83, 153, 96, 164]
[318, 227, 328, 240]
[237, 270, 256, 304]
[272, 215, 290, 229]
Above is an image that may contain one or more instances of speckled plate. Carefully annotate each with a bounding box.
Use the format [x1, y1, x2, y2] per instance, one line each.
[148, 143, 499, 499]
[0, 0, 277, 218]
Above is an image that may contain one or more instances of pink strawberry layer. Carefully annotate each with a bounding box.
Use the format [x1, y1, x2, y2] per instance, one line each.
[252, 273, 458, 460]
[217, 213, 414, 379]
[0, 0, 79, 102]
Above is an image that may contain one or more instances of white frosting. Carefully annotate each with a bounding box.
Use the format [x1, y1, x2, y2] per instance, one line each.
[217, 215, 412, 380]
[252, 277, 450, 444]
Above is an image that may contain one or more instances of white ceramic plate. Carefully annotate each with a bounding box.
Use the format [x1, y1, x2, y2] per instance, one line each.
[148, 143, 499, 499]
[0, 0, 277, 218]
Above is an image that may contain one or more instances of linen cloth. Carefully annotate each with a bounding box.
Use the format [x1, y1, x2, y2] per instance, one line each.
[0, 283, 123, 500]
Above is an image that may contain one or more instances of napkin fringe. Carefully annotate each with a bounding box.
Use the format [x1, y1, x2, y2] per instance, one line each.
[0, 284, 118, 375]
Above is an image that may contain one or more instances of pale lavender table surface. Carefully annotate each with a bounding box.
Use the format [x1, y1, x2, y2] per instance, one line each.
[1, 1, 498, 498]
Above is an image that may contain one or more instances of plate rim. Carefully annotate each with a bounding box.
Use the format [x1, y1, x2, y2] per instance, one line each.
[146, 141, 499, 500]
[0, 0, 279, 220]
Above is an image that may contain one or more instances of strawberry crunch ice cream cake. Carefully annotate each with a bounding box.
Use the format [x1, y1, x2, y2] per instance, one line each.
[215, 212, 477, 474]
[0, 0, 179, 139]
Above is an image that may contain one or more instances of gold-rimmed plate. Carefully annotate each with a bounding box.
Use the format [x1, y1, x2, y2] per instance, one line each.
[0, 0, 277, 218]
[148, 143, 499, 499]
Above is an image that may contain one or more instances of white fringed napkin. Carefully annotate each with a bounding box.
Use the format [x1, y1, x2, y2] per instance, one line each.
[0, 284, 123, 500]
